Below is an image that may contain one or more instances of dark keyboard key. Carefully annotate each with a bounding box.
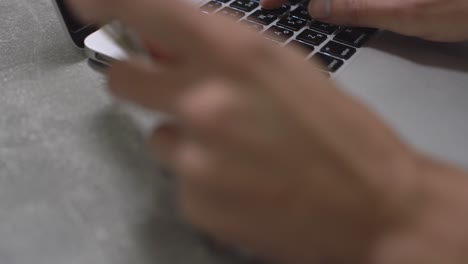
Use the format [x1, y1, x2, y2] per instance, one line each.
[321, 41, 356, 59]
[334, 27, 371, 47]
[215, 0, 232, 3]
[264, 26, 294, 42]
[287, 0, 302, 4]
[217, 7, 246, 20]
[290, 6, 311, 20]
[240, 20, 264, 31]
[200, 1, 222, 13]
[312, 53, 343, 72]
[247, 10, 278, 25]
[230, 0, 259, 12]
[296, 29, 327, 46]
[262, 4, 291, 16]
[277, 16, 307, 31]
[286, 40, 315, 55]
[309, 21, 339, 34]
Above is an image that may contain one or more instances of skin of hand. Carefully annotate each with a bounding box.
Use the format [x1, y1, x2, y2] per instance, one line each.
[68, 0, 468, 263]
[262, 0, 468, 42]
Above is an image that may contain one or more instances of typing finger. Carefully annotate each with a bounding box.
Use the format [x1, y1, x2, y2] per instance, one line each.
[67, 0, 260, 62]
[107, 59, 194, 113]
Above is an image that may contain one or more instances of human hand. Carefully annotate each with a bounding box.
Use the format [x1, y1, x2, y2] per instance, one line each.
[262, 0, 468, 42]
[67, 0, 467, 263]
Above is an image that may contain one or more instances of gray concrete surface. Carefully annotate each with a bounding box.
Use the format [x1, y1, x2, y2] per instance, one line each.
[2, 0, 468, 263]
[0, 0, 243, 263]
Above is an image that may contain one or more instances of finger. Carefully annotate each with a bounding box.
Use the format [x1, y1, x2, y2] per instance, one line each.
[308, 0, 405, 30]
[67, 0, 207, 54]
[143, 39, 175, 64]
[260, 0, 288, 9]
[174, 144, 299, 256]
[68, 0, 300, 100]
[67, 0, 261, 62]
[170, 131, 266, 194]
[173, 140, 261, 212]
[150, 123, 182, 166]
[176, 79, 247, 142]
[175, 78, 290, 157]
[151, 123, 242, 186]
[174, 73, 330, 168]
[107, 59, 191, 113]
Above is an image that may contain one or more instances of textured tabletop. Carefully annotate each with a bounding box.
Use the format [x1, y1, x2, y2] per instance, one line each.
[3, 0, 468, 263]
[0, 1, 241, 263]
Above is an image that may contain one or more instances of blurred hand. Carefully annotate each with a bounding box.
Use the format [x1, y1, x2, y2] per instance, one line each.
[262, 0, 468, 42]
[69, 0, 468, 263]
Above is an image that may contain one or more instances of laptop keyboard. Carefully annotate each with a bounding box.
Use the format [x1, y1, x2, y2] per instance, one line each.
[200, 0, 376, 76]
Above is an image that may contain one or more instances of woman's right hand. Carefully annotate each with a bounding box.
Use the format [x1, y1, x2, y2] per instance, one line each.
[262, 0, 468, 42]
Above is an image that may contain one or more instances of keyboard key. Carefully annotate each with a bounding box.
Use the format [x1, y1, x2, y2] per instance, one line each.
[312, 53, 343, 72]
[334, 27, 371, 47]
[286, 40, 315, 55]
[200, 1, 222, 13]
[215, 0, 232, 3]
[264, 26, 294, 42]
[309, 21, 339, 34]
[247, 10, 278, 25]
[240, 20, 264, 31]
[287, 0, 302, 4]
[262, 4, 291, 16]
[296, 29, 327, 46]
[290, 6, 311, 20]
[321, 41, 356, 59]
[217, 7, 246, 21]
[277, 16, 307, 31]
[230, 0, 259, 12]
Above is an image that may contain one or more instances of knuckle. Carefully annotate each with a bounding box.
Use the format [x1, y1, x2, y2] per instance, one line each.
[178, 84, 238, 131]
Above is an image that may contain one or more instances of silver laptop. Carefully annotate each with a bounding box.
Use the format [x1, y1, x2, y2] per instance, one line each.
[53, 0, 468, 165]
[53, 0, 377, 76]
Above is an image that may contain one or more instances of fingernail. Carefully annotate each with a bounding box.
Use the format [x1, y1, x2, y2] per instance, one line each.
[309, 0, 331, 20]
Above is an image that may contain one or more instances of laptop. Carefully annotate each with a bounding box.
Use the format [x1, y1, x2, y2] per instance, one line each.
[53, 0, 378, 76]
[54, 0, 468, 165]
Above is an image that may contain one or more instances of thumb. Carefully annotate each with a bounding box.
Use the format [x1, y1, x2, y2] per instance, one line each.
[308, 0, 401, 29]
